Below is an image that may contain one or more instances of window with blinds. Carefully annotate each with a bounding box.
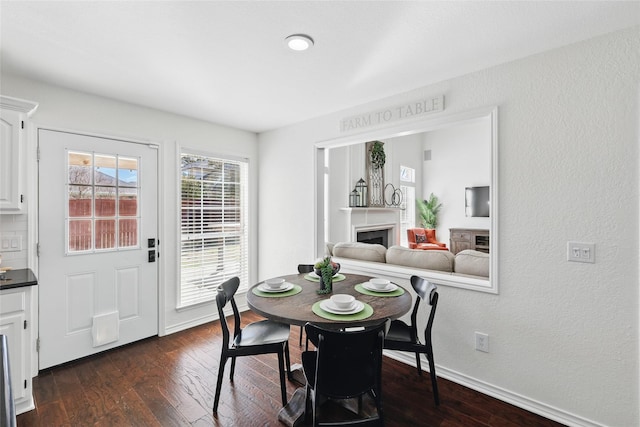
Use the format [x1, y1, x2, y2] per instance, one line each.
[179, 152, 249, 308]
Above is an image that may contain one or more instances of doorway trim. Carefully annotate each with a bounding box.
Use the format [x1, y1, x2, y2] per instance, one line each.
[29, 124, 165, 369]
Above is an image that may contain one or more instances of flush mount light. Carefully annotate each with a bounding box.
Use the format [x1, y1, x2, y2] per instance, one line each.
[285, 34, 314, 51]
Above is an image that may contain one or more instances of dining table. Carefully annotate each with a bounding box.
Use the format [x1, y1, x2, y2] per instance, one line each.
[246, 270, 412, 426]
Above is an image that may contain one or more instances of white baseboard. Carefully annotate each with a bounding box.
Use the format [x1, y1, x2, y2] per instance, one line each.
[163, 301, 249, 336]
[383, 350, 604, 427]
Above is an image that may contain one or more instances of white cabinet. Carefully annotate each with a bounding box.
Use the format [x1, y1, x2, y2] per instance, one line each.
[0, 96, 38, 213]
[0, 109, 23, 212]
[0, 286, 34, 415]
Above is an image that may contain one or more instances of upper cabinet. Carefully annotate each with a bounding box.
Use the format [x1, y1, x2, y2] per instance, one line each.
[0, 96, 38, 213]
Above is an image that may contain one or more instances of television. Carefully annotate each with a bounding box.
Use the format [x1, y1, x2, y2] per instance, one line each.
[465, 186, 490, 217]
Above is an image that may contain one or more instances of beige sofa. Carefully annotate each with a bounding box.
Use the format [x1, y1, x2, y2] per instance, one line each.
[328, 241, 489, 279]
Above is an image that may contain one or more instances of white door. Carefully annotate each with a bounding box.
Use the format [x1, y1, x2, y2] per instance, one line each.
[38, 129, 159, 369]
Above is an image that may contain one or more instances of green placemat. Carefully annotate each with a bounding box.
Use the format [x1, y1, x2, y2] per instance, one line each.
[252, 284, 302, 298]
[304, 273, 346, 282]
[355, 283, 405, 297]
[311, 300, 373, 321]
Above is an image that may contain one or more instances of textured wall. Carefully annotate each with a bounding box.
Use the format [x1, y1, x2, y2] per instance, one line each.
[259, 27, 639, 426]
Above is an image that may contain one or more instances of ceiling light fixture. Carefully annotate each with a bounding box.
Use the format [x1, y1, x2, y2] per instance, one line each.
[285, 34, 314, 51]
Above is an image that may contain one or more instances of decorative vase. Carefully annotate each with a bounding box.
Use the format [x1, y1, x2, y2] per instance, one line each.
[315, 263, 340, 294]
[318, 274, 332, 293]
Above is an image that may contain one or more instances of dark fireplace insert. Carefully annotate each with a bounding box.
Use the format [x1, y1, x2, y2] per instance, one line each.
[356, 229, 389, 248]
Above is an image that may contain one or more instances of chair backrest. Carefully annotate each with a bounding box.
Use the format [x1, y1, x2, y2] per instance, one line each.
[406, 228, 418, 245]
[297, 264, 314, 274]
[305, 320, 389, 399]
[407, 228, 438, 245]
[216, 277, 241, 349]
[409, 275, 438, 344]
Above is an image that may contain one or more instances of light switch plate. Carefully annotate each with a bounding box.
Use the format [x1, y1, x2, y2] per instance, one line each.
[567, 242, 595, 263]
[0, 235, 22, 252]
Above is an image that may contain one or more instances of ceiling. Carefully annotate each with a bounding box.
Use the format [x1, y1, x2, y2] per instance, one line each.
[1, 1, 638, 133]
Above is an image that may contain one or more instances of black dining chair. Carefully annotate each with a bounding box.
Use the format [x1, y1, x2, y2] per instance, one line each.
[383, 275, 440, 405]
[297, 264, 315, 346]
[302, 319, 390, 426]
[213, 276, 291, 413]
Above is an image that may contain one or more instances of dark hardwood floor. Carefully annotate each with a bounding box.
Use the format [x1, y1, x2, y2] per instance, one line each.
[17, 311, 565, 426]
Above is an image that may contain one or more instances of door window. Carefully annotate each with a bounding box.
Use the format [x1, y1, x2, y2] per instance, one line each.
[67, 151, 140, 253]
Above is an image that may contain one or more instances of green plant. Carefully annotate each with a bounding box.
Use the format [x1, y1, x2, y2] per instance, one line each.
[314, 256, 337, 294]
[417, 193, 442, 229]
[369, 141, 386, 169]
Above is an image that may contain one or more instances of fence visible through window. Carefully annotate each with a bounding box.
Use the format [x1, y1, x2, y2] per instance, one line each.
[67, 151, 140, 253]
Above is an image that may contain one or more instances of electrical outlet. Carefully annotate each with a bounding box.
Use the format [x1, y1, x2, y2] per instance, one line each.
[567, 242, 595, 263]
[475, 332, 489, 353]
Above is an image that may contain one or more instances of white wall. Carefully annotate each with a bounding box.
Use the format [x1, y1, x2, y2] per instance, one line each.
[259, 27, 639, 427]
[0, 73, 259, 335]
[422, 117, 491, 244]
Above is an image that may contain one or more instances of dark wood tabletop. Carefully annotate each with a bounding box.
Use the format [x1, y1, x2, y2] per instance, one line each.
[247, 273, 412, 328]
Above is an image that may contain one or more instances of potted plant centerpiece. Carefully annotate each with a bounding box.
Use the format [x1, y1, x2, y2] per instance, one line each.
[314, 256, 340, 294]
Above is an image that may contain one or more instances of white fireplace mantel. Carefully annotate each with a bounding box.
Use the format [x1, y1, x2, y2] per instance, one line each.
[339, 207, 402, 246]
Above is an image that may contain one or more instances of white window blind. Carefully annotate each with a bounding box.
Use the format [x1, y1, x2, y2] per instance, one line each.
[179, 152, 249, 308]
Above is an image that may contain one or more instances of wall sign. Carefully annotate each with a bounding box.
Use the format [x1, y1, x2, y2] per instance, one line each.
[340, 95, 444, 132]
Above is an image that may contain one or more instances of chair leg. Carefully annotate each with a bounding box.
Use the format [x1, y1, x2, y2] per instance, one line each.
[299, 325, 304, 346]
[277, 349, 288, 406]
[312, 389, 320, 427]
[304, 385, 312, 423]
[229, 356, 236, 381]
[213, 355, 227, 413]
[284, 341, 292, 380]
[415, 352, 422, 375]
[427, 351, 439, 406]
[371, 389, 384, 424]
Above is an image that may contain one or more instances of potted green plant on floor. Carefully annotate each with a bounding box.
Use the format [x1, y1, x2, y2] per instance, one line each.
[417, 193, 442, 229]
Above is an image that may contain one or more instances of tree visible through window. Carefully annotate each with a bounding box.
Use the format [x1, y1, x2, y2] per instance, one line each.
[179, 152, 249, 307]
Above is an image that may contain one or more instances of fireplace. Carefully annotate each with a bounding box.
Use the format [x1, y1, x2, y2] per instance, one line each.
[339, 207, 401, 247]
[357, 229, 389, 248]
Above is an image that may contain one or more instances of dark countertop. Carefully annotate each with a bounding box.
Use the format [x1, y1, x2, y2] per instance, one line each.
[0, 268, 38, 290]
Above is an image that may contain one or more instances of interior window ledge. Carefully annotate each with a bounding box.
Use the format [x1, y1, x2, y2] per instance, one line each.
[333, 256, 496, 294]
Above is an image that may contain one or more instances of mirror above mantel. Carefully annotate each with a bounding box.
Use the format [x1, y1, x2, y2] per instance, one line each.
[315, 107, 499, 294]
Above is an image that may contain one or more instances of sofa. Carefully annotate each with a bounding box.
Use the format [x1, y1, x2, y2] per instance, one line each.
[328, 241, 489, 279]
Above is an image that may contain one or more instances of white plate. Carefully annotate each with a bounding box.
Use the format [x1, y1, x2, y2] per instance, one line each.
[362, 282, 398, 293]
[320, 299, 364, 315]
[258, 282, 294, 293]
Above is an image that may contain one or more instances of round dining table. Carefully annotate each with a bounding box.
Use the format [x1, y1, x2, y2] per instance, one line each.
[246, 272, 412, 329]
[247, 271, 413, 426]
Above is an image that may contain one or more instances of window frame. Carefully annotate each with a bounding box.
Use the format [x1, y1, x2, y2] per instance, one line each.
[177, 149, 250, 309]
[65, 150, 141, 255]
